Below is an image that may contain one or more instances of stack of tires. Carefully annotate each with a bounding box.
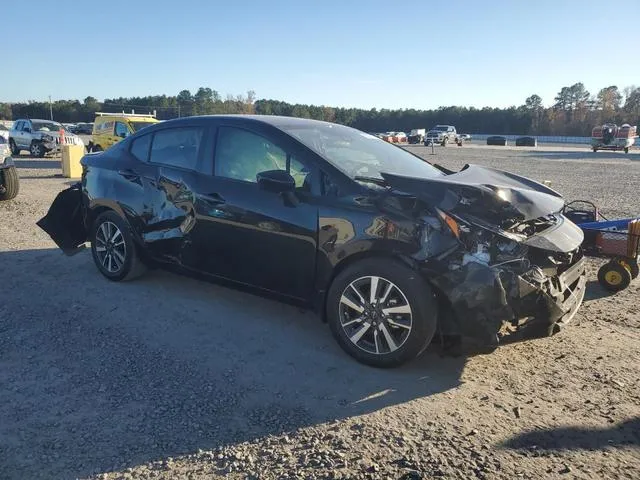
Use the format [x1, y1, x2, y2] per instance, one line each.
[515, 136, 537, 147]
[486, 136, 507, 146]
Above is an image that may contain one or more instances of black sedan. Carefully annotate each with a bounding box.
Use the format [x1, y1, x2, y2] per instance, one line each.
[37, 115, 586, 367]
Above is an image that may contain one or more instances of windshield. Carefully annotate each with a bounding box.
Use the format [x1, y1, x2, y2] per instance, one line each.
[281, 122, 444, 181]
[432, 126, 448, 131]
[32, 121, 62, 132]
[131, 121, 155, 132]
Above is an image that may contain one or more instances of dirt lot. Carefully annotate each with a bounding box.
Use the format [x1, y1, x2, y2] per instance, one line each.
[1, 145, 639, 480]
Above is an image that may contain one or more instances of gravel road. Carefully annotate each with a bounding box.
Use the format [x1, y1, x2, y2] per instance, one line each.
[1, 145, 639, 480]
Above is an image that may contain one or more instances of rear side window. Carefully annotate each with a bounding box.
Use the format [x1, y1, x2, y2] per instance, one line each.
[130, 134, 152, 162]
[149, 127, 204, 170]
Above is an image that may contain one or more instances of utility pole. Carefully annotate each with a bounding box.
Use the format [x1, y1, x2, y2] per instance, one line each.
[48, 95, 53, 120]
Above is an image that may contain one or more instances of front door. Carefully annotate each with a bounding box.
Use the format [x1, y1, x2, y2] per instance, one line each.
[188, 125, 319, 301]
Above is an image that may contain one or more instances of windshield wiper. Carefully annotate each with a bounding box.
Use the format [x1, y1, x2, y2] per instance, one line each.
[354, 176, 389, 187]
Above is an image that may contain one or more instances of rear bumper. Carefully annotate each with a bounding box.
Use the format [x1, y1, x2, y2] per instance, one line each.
[36, 183, 89, 255]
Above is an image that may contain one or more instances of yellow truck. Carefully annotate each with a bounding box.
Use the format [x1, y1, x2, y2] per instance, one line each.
[87, 112, 159, 152]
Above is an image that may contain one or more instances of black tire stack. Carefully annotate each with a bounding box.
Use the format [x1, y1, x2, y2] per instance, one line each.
[486, 136, 507, 146]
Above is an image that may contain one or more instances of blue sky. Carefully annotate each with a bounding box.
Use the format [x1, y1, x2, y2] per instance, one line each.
[3, 0, 638, 109]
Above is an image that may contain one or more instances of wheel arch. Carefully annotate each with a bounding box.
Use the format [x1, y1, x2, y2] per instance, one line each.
[87, 201, 153, 265]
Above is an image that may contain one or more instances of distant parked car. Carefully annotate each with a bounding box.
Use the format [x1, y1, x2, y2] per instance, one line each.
[88, 113, 159, 152]
[0, 136, 19, 200]
[75, 122, 94, 134]
[9, 119, 83, 157]
[0, 124, 10, 141]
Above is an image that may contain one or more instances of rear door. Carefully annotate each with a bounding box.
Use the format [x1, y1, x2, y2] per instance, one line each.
[141, 123, 210, 263]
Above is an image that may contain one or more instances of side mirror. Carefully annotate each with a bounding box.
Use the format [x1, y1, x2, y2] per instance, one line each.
[257, 170, 295, 193]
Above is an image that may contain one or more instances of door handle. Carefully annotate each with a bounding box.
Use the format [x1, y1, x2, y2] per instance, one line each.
[200, 192, 225, 204]
[118, 168, 140, 180]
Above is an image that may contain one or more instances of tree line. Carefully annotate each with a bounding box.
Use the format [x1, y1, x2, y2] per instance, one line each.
[1, 83, 639, 136]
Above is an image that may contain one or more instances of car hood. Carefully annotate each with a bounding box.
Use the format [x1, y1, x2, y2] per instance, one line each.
[380, 164, 566, 227]
[36, 130, 79, 138]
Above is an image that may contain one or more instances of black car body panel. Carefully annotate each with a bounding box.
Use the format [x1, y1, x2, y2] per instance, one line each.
[37, 115, 587, 350]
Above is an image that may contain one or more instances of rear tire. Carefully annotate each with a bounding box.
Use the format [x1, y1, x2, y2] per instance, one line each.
[90, 211, 147, 282]
[9, 139, 20, 156]
[0, 166, 19, 201]
[326, 258, 438, 368]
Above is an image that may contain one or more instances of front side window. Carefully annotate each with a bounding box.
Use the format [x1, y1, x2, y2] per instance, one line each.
[149, 127, 204, 170]
[13, 121, 23, 131]
[114, 122, 129, 138]
[214, 127, 310, 188]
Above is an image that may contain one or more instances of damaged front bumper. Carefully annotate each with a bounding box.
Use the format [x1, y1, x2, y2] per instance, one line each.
[430, 253, 587, 347]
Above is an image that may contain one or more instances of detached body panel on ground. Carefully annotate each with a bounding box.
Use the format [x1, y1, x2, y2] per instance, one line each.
[37, 115, 587, 366]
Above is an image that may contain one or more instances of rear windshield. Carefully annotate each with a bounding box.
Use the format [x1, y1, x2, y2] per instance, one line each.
[281, 122, 444, 181]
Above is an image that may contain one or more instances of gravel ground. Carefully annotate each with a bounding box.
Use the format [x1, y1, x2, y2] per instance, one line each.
[1, 145, 639, 480]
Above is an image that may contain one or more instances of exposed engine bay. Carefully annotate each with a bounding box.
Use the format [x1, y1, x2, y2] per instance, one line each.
[423, 209, 586, 347]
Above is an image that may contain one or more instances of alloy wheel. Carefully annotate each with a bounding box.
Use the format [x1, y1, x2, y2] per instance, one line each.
[339, 275, 413, 355]
[94, 221, 127, 274]
[30, 143, 43, 157]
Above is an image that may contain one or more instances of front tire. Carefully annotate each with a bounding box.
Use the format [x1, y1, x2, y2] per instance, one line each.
[441, 138, 448, 147]
[91, 211, 147, 281]
[624, 147, 629, 154]
[30, 142, 44, 158]
[327, 258, 438, 368]
[0, 166, 19, 201]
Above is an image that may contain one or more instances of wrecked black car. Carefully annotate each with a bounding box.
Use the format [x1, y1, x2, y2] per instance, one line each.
[37, 115, 586, 367]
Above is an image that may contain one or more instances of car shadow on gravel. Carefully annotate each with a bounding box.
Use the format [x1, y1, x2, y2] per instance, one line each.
[0, 248, 469, 480]
[500, 416, 640, 451]
[583, 279, 615, 302]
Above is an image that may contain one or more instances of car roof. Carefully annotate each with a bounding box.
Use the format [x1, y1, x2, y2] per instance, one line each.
[96, 115, 158, 122]
[156, 114, 338, 129]
[16, 118, 57, 122]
